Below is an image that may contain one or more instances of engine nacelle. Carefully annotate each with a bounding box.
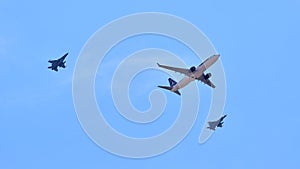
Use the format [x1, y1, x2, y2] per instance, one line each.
[190, 66, 196, 72]
[204, 73, 212, 80]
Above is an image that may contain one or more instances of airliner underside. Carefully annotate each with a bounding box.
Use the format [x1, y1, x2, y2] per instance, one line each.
[157, 54, 220, 95]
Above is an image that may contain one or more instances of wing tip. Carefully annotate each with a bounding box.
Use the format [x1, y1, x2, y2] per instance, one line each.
[175, 91, 181, 96]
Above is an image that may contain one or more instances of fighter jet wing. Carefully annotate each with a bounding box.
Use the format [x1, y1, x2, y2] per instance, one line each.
[58, 62, 66, 68]
[207, 121, 219, 130]
[157, 63, 191, 76]
[53, 67, 58, 71]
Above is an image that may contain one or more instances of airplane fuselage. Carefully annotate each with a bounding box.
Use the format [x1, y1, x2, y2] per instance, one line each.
[48, 53, 68, 71]
[193, 55, 219, 78]
[171, 76, 194, 92]
[171, 55, 219, 92]
[207, 115, 227, 130]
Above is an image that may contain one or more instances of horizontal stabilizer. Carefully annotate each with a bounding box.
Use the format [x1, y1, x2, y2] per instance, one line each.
[157, 85, 181, 96]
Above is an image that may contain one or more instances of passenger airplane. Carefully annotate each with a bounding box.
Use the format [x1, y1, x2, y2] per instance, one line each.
[157, 54, 220, 95]
[48, 53, 68, 72]
[207, 115, 227, 130]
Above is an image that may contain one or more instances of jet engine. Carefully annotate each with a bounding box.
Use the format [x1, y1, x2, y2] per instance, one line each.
[204, 73, 212, 80]
[190, 66, 196, 72]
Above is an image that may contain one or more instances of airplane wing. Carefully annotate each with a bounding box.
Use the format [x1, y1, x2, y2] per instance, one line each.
[59, 62, 66, 68]
[157, 63, 191, 76]
[207, 121, 218, 130]
[196, 76, 216, 88]
[48, 60, 55, 63]
[202, 79, 216, 88]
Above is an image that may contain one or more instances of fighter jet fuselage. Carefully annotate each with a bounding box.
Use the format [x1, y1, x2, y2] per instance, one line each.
[48, 53, 68, 72]
[207, 115, 227, 130]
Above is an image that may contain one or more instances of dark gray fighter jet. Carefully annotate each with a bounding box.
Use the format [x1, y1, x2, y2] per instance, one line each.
[207, 115, 227, 130]
[48, 53, 68, 71]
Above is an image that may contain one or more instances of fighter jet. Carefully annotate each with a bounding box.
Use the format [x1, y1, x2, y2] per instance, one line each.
[48, 52, 68, 71]
[207, 115, 227, 131]
[157, 54, 219, 95]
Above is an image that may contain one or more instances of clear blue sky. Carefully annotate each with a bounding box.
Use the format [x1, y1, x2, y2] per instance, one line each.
[1, 0, 300, 168]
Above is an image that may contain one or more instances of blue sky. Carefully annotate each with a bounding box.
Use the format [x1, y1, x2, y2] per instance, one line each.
[1, 0, 300, 168]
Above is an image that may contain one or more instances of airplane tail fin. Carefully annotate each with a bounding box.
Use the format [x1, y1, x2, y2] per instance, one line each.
[168, 78, 177, 87]
[158, 78, 181, 96]
[48, 66, 58, 71]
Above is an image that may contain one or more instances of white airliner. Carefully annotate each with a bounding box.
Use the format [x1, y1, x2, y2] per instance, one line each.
[157, 54, 220, 95]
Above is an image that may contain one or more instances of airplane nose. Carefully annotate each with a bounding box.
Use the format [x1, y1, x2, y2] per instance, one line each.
[213, 54, 220, 60]
[210, 54, 220, 61]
